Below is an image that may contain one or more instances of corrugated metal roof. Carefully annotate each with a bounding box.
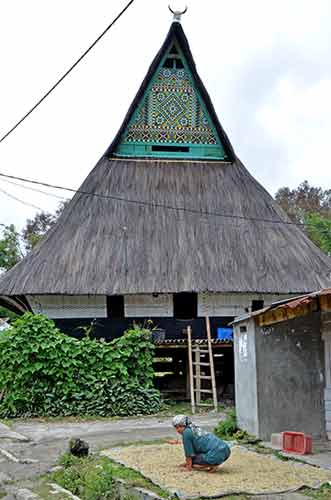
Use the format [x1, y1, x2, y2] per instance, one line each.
[154, 338, 232, 345]
[232, 288, 331, 326]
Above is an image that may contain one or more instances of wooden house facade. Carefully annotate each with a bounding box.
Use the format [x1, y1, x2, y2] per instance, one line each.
[1, 16, 331, 399]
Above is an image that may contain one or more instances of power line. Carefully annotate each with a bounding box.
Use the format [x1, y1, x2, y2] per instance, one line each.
[0, 185, 44, 211]
[1, 177, 69, 201]
[0, 0, 136, 144]
[0, 171, 330, 232]
[0, 170, 310, 228]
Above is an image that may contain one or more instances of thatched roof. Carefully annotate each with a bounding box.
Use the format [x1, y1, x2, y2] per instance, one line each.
[0, 22, 330, 297]
[0, 157, 330, 296]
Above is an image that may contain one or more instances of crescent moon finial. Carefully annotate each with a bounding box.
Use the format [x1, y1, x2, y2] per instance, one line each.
[168, 5, 188, 23]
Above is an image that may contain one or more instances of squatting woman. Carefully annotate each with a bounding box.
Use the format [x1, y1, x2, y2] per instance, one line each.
[172, 415, 231, 472]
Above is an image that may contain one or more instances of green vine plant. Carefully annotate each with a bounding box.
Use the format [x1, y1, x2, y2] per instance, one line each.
[0, 313, 161, 418]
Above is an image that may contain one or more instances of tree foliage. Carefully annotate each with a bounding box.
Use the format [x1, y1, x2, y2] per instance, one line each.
[304, 213, 331, 255]
[0, 314, 160, 418]
[0, 200, 68, 272]
[21, 200, 68, 251]
[0, 224, 21, 271]
[275, 181, 331, 255]
[275, 180, 331, 224]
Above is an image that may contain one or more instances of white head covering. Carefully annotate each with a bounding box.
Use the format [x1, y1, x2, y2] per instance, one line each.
[172, 415, 190, 427]
[172, 415, 207, 437]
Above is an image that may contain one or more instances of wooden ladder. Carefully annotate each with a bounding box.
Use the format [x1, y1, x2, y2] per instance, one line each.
[187, 317, 218, 414]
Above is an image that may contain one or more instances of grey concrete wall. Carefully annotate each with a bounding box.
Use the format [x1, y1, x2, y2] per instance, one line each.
[255, 313, 325, 440]
[234, 318, 259, 436]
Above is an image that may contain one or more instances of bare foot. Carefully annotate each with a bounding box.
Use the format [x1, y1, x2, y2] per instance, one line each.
[207, 466, 218, 473]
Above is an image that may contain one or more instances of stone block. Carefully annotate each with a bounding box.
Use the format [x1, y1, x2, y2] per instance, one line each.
[115, 478, 163, 500]
[271, 433, 283, 449]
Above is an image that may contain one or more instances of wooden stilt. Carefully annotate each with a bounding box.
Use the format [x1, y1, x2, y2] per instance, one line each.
[187, 325, 195, 414]
[195, 344, 201, 405]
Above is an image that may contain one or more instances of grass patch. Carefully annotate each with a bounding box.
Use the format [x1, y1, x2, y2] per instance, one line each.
[301, 482, 331, 499]
[50, 452, 170, 500]
[51, 454, 115, 499]
[272, 450, 311, 466]
[0, 418, 12, 427]
[159, 400, 227, 417]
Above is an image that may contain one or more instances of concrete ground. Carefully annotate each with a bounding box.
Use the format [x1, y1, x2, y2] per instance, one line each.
[0, 415, 329, 499]
[263, 439, 331, 470]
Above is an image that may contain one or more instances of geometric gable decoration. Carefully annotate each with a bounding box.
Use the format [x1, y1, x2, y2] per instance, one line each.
[113, 35, 229, 160]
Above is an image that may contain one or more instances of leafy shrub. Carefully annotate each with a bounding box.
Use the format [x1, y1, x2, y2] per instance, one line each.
[214, 408, 238, 438]
[214, 409, 259, 443]
[103, 382, 162, 416]
[0, 313, 161, 417]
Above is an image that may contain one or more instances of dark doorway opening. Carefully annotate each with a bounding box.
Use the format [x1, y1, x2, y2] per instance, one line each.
[173, 292, 197, 319]
[107, 295, 125, 318]
[251, 299, 264, 312]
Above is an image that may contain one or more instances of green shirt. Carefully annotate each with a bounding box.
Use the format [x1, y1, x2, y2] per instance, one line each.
[182, 427, 230, 465]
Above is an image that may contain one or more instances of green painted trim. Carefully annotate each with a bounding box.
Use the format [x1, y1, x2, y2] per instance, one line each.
[113, 143, 226, 160]
[114, 39, 228, 160]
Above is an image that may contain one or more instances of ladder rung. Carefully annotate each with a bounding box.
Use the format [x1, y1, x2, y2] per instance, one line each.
[192, 362, 210, 366]
[194, 389, 213, 393]
[196, 403, 215, 406]
[193, 375, 212, 380]
[192, 349, 209, 354]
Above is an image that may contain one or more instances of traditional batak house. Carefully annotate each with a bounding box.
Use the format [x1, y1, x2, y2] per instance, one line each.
[1, 11, 331, 398]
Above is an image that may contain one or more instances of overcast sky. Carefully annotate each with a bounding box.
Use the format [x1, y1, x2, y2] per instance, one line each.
[0, 0, 330, 230]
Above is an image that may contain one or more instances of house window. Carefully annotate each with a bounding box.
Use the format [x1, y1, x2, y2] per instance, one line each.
[173, 292, 197, 319]
[107, 295, 124, 318]
[251, 299, 264, 312]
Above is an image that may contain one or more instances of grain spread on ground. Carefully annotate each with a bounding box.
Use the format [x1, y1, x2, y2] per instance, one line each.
[102, 444, 331, 497]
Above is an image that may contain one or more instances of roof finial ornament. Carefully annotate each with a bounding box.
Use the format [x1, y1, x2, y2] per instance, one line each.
[168, 4, 188, 23]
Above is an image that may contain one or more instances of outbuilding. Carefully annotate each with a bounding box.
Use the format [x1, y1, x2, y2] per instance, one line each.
[232, 289, 331, 440]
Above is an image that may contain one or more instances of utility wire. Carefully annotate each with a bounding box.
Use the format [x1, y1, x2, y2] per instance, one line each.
[0, 185, 44, 211]
[0, 170, 318, 229]
[0, 0, 136, 144]
[0, 182, 330, 234]
[0, 177, 69, 201]
[0, 172, 330, 233]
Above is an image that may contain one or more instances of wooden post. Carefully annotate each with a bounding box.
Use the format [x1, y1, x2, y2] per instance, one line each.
[205, 317, 218, 412]
[195, 344, 201, 405]
[187, 325, 195, 414]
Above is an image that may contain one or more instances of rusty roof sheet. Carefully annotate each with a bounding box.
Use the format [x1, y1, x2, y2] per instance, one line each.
[233, 288, 331, 326]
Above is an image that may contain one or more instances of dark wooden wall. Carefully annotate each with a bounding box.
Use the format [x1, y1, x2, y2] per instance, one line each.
[54, 316, 234, 341]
